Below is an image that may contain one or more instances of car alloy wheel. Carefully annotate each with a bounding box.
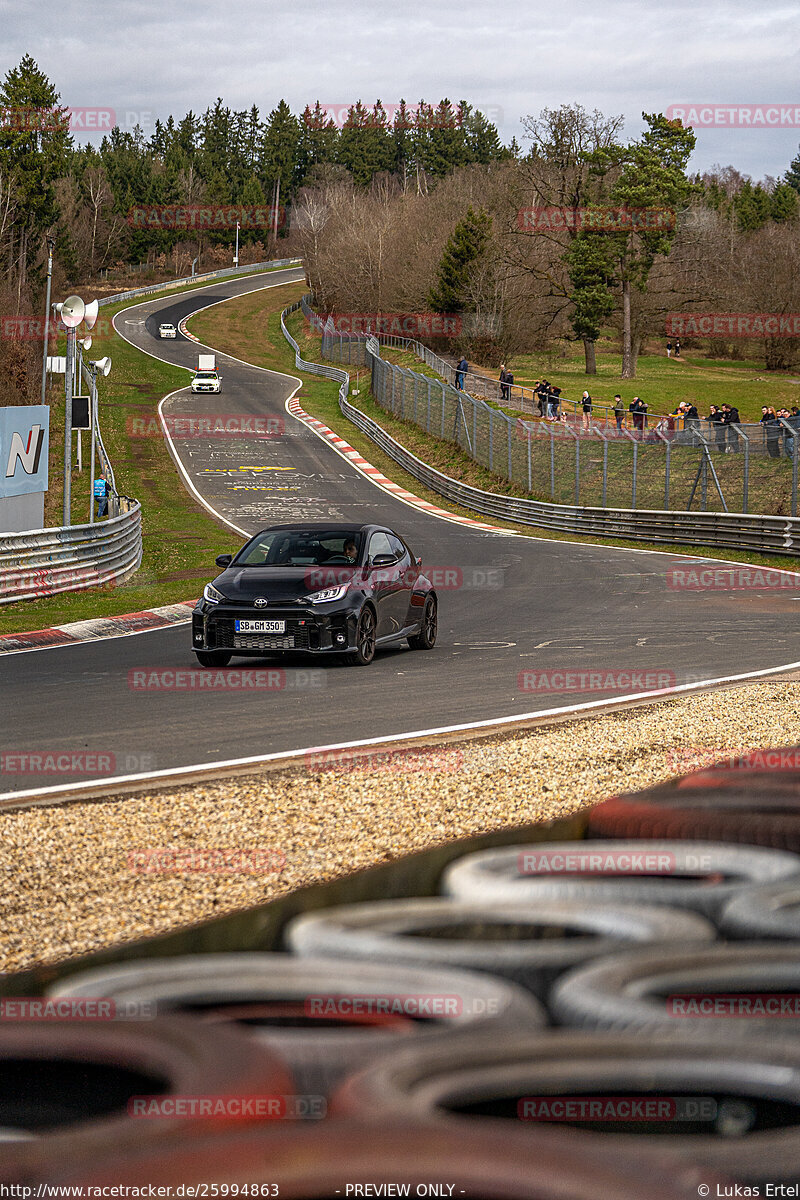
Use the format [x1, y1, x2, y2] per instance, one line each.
[409, 595, 437, 650]
[351, 607, 376, 666]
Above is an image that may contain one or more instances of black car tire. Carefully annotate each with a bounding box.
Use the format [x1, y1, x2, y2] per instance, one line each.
[549, 942, 800, 1037]
[349, 607, 376, 666]
[719, 882, 800, 940]
[193, 651, 232, 668]
[329, 1031, 800, 1188]
[408, 595, 437, 650]
[48, 953, 544, 1097]
[37, 1117, 710, 1200]
[285, 897, 716, 999]
[440, 839, 800, 918]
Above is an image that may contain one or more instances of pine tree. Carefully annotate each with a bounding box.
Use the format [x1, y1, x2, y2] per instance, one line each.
[298, 103, 339, 182]
[259, 100, 302, 199]
[785, 145, 800, 193]
[428, 206, 492, 313]
[337, 101, 394, 185]
[771, 181, 799, 222]
[0, 55, 72, 285]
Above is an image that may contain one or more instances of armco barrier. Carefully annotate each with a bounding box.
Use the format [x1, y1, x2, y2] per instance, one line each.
[0, 502, 142, 604]
[282, 300, 800, 557]
[0, 259, 302, 605]
[97, 258, 302, 308]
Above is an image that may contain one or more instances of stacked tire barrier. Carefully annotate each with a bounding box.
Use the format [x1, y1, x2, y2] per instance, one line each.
[4, 752, 800, 1192]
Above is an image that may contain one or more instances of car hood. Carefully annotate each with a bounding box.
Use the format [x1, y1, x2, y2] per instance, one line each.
[214, 565, 360, 601]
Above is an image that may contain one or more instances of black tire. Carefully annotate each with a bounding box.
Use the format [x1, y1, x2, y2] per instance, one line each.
[550, 942, 800, 1037]
[285, 897, 715, 1000]
[37, 1116, 708, 1199]
[440, 839, 800, 918]
[193, 650, 232, 668]
[0, 1017, 290, 1181]
[588, 750, 800, 850]
[330, 1030, 800, 1188]
[348, 606, 376, 666]
[720, 882, 800, 940]
[48, 952, 545, 1097]
[408, 594, 437, 650]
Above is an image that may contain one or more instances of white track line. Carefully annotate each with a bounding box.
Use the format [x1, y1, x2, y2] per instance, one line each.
[2, 657, 798, 807]
[114, 272, 305, 537]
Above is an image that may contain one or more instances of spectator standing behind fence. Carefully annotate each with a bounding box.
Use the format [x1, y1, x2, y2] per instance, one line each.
[786, 407, 800, 458]
[613, 394, 624, 432]
[761, 406, 781, 458]
[499, 364, 513, 403]
[674, 340, 681, 358]
[666, 341, 672, 358]
[548, 383, 562, 420]
[629, 396, 647, 434]
[722, 403, 741, 452]
[536, 380, 548, 417]
[455, 355, 468, 390]
[709, 405, 726, 453]
[581, 391, 592, 431]
[685, 401, 700, 436]
[93, 476, 109, 518]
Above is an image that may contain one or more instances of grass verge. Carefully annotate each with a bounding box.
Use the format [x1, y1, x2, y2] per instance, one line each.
[186, 287, 800, 574]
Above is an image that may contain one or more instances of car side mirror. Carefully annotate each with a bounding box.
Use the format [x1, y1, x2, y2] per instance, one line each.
[215, 554, 233, 568]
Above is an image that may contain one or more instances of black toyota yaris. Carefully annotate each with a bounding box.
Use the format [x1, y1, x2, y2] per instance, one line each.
[192, 523, 438, 667]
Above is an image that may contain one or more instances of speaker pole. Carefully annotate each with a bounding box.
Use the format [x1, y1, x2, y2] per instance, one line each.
[63, 325, 74, 525]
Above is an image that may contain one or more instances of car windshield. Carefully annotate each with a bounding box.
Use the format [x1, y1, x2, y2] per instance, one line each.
[235, 531, 363, 567]
[194, 372, 218, 380]
[160, 324, 174, 330]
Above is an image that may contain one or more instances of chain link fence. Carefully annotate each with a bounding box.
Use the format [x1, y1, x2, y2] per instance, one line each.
[307, 300, 799, 517]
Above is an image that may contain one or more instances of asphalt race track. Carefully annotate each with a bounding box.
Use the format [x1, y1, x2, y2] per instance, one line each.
[2, 267, 800, 794]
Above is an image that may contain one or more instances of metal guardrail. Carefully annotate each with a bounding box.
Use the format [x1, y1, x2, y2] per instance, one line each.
[97, 258, 303, 308]
[0, 261, 303, 604]
[282, 298, 800, 558]
[0, 502, 143, 604]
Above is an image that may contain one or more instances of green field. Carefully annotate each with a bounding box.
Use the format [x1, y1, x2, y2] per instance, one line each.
[188, 288, 800, 573]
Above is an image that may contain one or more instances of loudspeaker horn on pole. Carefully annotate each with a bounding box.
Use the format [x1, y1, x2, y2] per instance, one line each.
[83, 299, 99, 330]
[59, 295, 85, 329]
[93, 356, 112, 376]
[80, 335, 92, 351]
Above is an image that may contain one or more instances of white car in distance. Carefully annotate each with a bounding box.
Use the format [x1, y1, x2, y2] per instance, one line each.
[158, 323, 177, 338]
[191, 370, 221, 394]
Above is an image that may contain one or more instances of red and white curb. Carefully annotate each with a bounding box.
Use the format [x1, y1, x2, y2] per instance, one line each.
[179, 317, 199, 343]
[286, 398, 506, 533]
[0, 601, 196, 656]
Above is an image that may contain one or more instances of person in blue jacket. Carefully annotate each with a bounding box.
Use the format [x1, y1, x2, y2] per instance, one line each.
[94, 476, 109, 518]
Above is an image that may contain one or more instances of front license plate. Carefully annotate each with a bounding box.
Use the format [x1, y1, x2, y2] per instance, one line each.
[235, 619, 286, 633]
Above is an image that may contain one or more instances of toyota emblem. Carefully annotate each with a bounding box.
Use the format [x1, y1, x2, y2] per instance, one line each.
[254, 598, 268, 607]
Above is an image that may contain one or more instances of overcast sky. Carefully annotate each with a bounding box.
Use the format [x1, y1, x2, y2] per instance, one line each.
[3, 0, 800, 180]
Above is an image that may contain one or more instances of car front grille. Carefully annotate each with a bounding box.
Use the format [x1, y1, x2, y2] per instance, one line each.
[213, 621, 310, 651]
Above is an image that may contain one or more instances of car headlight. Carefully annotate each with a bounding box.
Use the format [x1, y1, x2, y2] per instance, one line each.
[306, 584, 348, 604]
[203, 583, 226, 604]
